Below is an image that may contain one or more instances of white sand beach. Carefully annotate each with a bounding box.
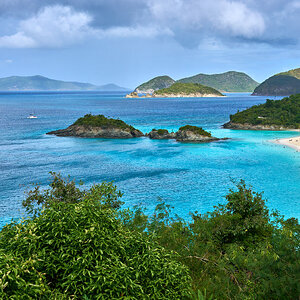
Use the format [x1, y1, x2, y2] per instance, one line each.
[274, 136, 300, 151]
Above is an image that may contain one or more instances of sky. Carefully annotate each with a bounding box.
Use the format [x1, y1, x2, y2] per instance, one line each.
[0, 0, 299, 88]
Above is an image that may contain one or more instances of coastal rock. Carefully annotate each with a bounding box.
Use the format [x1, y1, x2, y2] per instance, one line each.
[47, 125, 144, 138]
[153, 92, 224, 98]
[175, 129, 219, 142]
[223, 122, 297, 131]
[146, 129, 176, 139]
[141, 93, 153, 98]
[147, 126, 223, 143]
[126, 92, 139, 98]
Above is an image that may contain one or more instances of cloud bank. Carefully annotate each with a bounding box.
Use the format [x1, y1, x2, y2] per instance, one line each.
[0, 0, 298, 49]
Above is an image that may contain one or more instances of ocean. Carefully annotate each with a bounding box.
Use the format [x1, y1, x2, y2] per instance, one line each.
[0, 91, 299, 227]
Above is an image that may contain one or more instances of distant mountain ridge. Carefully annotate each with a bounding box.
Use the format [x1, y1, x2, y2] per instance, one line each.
[0, 75, 129, 91]
[178, 71, 259, 92]
[252, 68, 300, 96]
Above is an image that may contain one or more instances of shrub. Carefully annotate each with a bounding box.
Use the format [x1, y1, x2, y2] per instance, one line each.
[0, 175, 192, 299]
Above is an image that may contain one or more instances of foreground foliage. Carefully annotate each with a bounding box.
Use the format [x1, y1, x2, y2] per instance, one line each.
[0, 174, 299, 299]
[230, 93, 300, 128]
[0, 174, 191, 299]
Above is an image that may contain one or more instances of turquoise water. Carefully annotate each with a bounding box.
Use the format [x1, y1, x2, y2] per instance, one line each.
[0, 92, 299, 227]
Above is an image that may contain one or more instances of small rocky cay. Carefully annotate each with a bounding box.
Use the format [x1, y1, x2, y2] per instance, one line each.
[47, 114, 224, 143]
[47, 114, 143, 138]
[147, 126, 222, 143]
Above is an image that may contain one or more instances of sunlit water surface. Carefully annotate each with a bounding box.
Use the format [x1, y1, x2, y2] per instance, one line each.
[0, 92, 299, 227]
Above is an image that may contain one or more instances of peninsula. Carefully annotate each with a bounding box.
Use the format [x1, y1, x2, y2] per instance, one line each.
[47, 114, 144, 138]
[223, 94, 300, 130]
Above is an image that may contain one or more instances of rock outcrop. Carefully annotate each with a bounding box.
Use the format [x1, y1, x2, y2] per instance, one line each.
[175, 128, 219, 142]
[147, 126, 223, 143]
[223, 122, 297, 131]
[47, 125, 144, 138]
[147, 129, 176, 139]
[125, 92, 139, 98]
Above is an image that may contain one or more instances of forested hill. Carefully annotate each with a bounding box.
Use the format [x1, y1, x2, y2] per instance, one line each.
[178, 71, 259, 92]
[134, 76, 175, 93]
[253, 68, 300, 96]
[225, 94, 300, 129]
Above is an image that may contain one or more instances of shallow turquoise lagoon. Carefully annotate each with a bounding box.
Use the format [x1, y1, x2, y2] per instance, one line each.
[0, 92, 299, 227]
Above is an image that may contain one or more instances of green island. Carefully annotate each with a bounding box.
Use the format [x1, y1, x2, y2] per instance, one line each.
[147, 126, 218, 142]
[179, 125, 212, 137]
[0, 173, 298, 299]
[178, 71, 259, 92]
[224, 94, 300, 130]
[253, 68, 300, 96]
[73, 114, 135, 130]
[134, 75, 175, 93]
[153, 82, 224, 97]
[47, 114, 144, 138]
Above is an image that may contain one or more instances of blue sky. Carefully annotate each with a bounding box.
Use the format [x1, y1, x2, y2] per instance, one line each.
[0, 0, 299, 88]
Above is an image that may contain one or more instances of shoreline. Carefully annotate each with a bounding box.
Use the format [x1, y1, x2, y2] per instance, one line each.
[273, 136, 300, 151]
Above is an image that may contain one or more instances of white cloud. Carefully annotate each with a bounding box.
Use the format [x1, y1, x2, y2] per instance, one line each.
[148, 0, 265, 39]
[215, 1, 265, 38]
[4, 59, 13, 63]
[0, 5, 96, 48]
[0, 5, 171, 48]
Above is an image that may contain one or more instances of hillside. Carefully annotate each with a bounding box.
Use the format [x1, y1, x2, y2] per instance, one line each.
[252, 75, 300, 96]
[224, 94, 300, 130]
[153, 82, 224, 97]
[0, 75, 129, 91]
[134, 76, 175, 93]
[252, 68, 300, 96]
[178, 71, 259, 92]
[277, 68, 300, 80]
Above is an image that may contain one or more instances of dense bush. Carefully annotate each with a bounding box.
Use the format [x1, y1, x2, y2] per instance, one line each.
[230, 94, 300, 128]
[0, 174, 191, 299]
[73, 114, 136, 130]
[125, 181, 300, 299]
[0, 174, 299, 299]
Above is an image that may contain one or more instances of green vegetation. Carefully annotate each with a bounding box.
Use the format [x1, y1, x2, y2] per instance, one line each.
[178, 71, 259, 92]
[277, 67, 300, 80]
[0, 173, 191, 299]
[0, 173, 299, 299]
[253, 68, 300, 96]
[154, 129, 169, 135]
[73, 114, 136, 130]
[252, 75, 300, 96]
[154, 82, 223, 96]
[179, 125, 212, 137]
[0, 75, 129, 91]
[229, 94, 300, 128]
[134, 76, 175, 93]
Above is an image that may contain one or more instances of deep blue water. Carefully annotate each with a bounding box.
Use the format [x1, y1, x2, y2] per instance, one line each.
[0, 91, 299, 227]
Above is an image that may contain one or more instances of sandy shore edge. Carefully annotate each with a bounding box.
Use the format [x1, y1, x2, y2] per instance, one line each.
[273, 136, 300, 151]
